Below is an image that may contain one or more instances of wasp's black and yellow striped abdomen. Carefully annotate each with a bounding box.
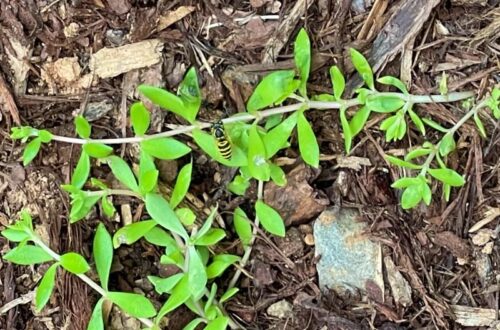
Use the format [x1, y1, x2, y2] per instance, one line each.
[211, 120, 232, 159]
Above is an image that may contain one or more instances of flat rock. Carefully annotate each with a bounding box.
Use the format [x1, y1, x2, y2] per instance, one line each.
[314, 207, 384, 299]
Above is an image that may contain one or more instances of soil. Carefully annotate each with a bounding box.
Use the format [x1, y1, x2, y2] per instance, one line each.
[0, 1, 499, 330]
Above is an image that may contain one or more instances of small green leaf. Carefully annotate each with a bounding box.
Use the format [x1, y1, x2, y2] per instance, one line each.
[69, 194, 100, 223]
[350, 48, 374, 90]
[443, 183, 451, 202]
[439, 133, 456, 157]
[264, 114, 283, 130]
[366, 95, 405, 113]
[422, 182, 432, 205]
[228, 175, 250, 196]
[340, 108, 352, 152]
[4, 245, 54, 265]
[157, 274, 190, 320]
[428, 168, 465, 187]
[138, 85, 187, 123]
[107, 292, 157, 318]
[112, 220, 157, 248]
[233, 207, 252, 246]
[71, 151, 90, 189]
[349, 106, 370, 137]
[87, 298, 104, 330]
[380, 115, 398, 131]
[38, 130, 53, 143]
[60, 252, 90, 274]
[183, 318, 205, 330]
[294, 28, 311, 97]
[255, 200, 285, 237]
[405, 148, 432, 161]
[247, 70, 296, 112]
[422, 118, 449, 133]
[139, 169, 159, 195]
[130, 102, 150, 136]
[1, 228, 30, 242]
[263, 112, 298, 158]
[408, 108, 426, 136]
[297, 112, 319, 168]
[75, 115, 91, 138]
[83, 143, 113, 158]
[269, 163, 286, 186]
[401, 184, 423, 209]
[177, 67, 201, 123]
[170, 162, 192, 209]
[144, 226, 177, 248]
[391, 177, 421, 189]
[145, 193, 189, 241]
[187, 246, 207, 300]
[107, 156, 138, 191]
[35, 263, 59, 311]
[148, 273, 184, 294]
[176, 208, 196, 226]
[330, 66, 345, 100]
[93, 223, 113, 291]
[90, 178, 108, 190]
[377, 76, 408, 94]
[248, 125, 270, 181]
[101, 196, 115, 217]
[220, 287, 239, 303]
[473, 113, 486, 138]
[385, 155, 422, 170]
[206, 254, 240, 279]
[141, 138, 191, 160]
[439, 72, 448, 95]
[23, 137, 42, 166]
[194, 229, 226, 246]
[204, 316, 229, 330]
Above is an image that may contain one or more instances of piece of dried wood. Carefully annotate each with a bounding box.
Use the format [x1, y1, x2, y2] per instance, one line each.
[90, 39, 164, 79]
[451, 305, 497, 326]
[0, 73, 20, 125]
[157, 6, 195, 32]
[451, 0, 488, 6]
[357, 0, 389, 41]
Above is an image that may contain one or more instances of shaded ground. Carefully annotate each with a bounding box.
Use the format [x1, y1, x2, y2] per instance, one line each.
[0, 0, 499, 329]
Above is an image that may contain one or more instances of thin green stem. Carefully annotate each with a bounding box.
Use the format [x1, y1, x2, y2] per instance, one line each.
[49, 91, 474, 145]
[85, 189, 142, 199]
[30, 235, 156, 328]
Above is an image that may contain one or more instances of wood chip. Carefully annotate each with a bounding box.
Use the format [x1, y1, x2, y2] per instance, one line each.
[157, 6, 195, 32]
[0, 73, 20, 125]
[451, 305, 497, 326]
[469, 207, 500, 233]
[90, 39, 164, 79]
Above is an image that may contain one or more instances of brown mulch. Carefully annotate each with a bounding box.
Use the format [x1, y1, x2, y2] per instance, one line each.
[1, 0, 499, 329]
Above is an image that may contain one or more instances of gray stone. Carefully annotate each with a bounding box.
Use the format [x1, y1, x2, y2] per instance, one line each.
[267, 300, 293, 319]
[314, 207, 384, 298]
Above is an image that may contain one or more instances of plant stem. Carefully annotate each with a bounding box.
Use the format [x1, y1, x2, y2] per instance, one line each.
[85, 189, 142, 199]
[49, 92, 474, 145]
[30, 235, 156, 328]
[227, 180, 264, 290]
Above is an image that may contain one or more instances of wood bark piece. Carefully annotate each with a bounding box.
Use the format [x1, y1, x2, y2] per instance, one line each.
[451, 305, 498, 326]
[261, 0, 314, 63]
[89, 39, 164, 79]
[157, 6, 195, 32]
[346, 0, 440, 95]
[0, 73, 20, 125]
[451, 0, 488, 6]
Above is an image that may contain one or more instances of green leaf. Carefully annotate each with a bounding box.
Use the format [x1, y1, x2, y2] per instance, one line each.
[438, 133, 456, 157]
[255, 200, 285, 237]
[69, 194, 100, 223]
[408, 108, 426, 136]
[183, 318, 205, 330]
[263, 112, 298, 158]
[195, 207, 217, 241]
[264, 114, 283, 130]
[38, 130, 53, 143]
[473, 113, 486, 138]
[340, 108, 352, 152]
[204, 316, 229, 330]
[330, 66, 345, 100]
[391, 177, 421, 189]
[422, 181, 432, 205]
[366, 95, 405, 113]
[248, 125, 270, 181]
[192, 129, 246, 167]
[194, 229, 226, 246]
[443, 183, 451, 202]
[60, 252, 90, 274]
[377, 76, 408, 94]
[1, 228, 30, 242]
[145, 193, 189, 241]
[83, 143, 113, 158]
[35, 263, 59, 311]
[349, 106, 370, 137]
[401, 184, 423, 209]
[269, 163, 286, 186]
[350, 48, 374, 90]
[75, 115, 91, 138]
[170, 162, 192, 209]
[157, 274, 190, 320]
[176, 208, 196, 226]
[141, 138, 191, 160]
[439, 72, 448, 95]
[138, 85, 187, 122]
[113, 220, 157, 248]
[297, 112, 319, 167]
[428, 168, 465, 187]
[130, 102, 150, 136]
[205, 283, 217, 314]
[139, 169, 159, 195]
[380, 115, 398, 131]
[294, 28, 311, 97]
[148, 273, 184, 294]
[71, 151, 90, 189]
[144, 226, 177, 248]
[228, 175, 250, 196]
[87, 298, 104, 330]
[177, 67, 202, 123]
[220, 287, 239, 304]
[385, 155, 422, 170]
[187, 246, 207, 300]
[422, 118, 448, 133]
[93, 223, 113, 291]
[107, 292, 157, 318]
[247, 70, 296, 112]
[233, 207, 252, 246]
[206, 254, 240, 279]
[23, 137, 42, 166]
[405, 148, 432, 161]
[90, 178, 108, 190]
[4, 245, 54, 265]
[107, 155, 139, 192]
